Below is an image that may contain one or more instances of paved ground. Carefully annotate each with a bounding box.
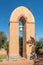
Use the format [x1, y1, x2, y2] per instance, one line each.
[0, 59, 34, 65]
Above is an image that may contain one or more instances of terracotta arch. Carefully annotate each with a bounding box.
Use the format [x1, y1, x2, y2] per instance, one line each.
[10, 6, 34, 23]
[9, 6, 35, 59]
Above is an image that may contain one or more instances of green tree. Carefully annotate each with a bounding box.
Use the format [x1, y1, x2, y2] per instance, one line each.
[35, 38, 43, 55]
[4, 41, 9, 55]
[0, 31, 7, 49]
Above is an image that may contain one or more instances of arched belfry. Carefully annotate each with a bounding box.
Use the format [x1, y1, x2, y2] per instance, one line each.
[9, 6, 35, 59]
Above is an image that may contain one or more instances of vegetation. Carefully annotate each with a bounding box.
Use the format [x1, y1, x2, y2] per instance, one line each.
[4, 41, 9, 55]
[0, 31, 9, 55]
[0, 32, 7, 49]
[35, 38, 43, 55]
[0, 55, 6, 62]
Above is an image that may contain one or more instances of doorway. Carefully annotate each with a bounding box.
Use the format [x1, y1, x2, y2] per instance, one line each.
[19, 16, 26, 58]
[19, 21, 24, 57]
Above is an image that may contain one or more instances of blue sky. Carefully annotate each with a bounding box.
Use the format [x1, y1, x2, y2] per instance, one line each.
[0, 0, 43, 40]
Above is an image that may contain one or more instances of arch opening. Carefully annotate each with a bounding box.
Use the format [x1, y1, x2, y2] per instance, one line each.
[18, 16, 26, 58]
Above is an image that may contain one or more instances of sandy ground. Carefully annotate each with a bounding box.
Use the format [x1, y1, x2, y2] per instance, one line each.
[0, 58, 34, 65]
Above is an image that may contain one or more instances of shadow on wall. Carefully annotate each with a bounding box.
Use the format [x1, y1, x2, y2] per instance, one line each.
[27, 36, 35, 45]
[27, 36, 37, 59]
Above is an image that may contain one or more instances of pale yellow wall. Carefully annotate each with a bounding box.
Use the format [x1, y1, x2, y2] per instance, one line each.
[9, 22, 19, 54]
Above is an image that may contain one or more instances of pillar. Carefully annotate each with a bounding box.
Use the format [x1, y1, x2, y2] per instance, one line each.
[26, 22, 35, 59]
[9, 21, 20, 60]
